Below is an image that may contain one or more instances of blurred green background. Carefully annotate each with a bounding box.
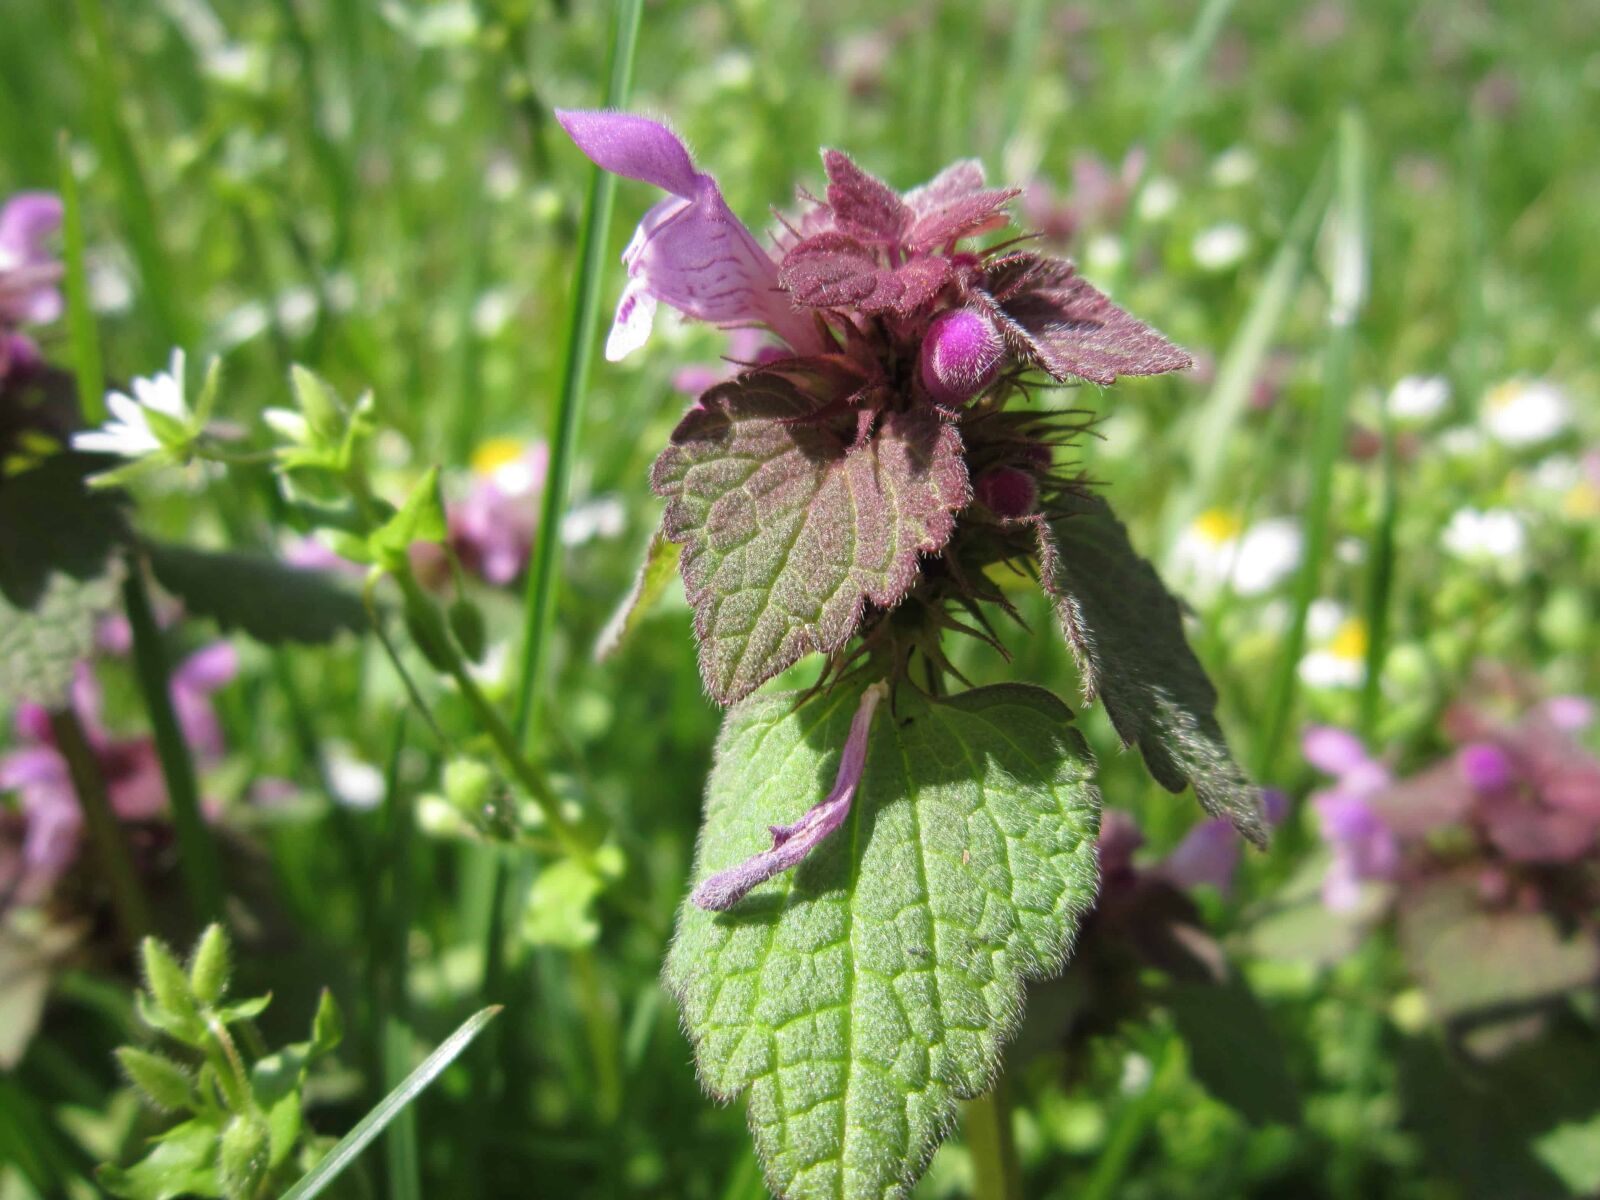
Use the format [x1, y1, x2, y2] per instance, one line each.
[2, 0, 1598, 1197]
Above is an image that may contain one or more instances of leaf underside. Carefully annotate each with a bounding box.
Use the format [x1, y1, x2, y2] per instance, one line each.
[652, 375, 969, 705]
[1038, 492, 1266, 846]
[594, 528, 682, 662]
[145, 542, 367, 645]
[0, 453, 130, 706]
[666, 682, 1100, 1200]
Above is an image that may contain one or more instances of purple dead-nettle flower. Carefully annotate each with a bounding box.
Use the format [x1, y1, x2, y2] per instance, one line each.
[1303, 726, 1400, 911]
[0, 192, 64, 381]
[692, 682, 887, 911]
[554, 110, 824, 361]
[562, 112, 1209, 904]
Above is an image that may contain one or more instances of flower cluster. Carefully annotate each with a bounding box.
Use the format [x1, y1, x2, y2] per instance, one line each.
[0, 192, 63, 384]
[557, 112, 1260, 908]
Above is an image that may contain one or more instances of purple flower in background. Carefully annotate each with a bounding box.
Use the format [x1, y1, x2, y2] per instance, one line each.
[0, 649, 236, 903]
[554, 110, 825, 362]
[1155, 818, 1241, 897]
[0, 192, 64, 381]
[671, 327, 789, 398]
[692, 683, 886, 911]
[1303, 725, 1400, 911]
[448, 440, 550, 585]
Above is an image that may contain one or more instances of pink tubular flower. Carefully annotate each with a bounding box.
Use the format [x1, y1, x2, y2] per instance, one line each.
[554, 110, 824, 362]
[448, 442, 549, 586]
[1303, 725, 1400, 910]
[692, 683, 887, 911]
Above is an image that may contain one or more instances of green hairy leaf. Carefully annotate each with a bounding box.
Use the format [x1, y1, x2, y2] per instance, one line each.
[666, 682, 1100, 1200]
[1038, 492, 1266, 845]
[0, 453, 129, 706]
[652, 374, 969, 705]
[146, 542, 366, 645]
[594, 527, 682, 662]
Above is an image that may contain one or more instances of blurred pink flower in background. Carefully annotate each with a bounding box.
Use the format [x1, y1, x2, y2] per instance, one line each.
[0, 191, 64, 382]
[1303, 726, 1400, 910]
[0, 647, 236, 903]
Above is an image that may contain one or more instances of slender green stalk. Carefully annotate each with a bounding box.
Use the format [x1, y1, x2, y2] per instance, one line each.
[1256, 113, 1368, 781]
[1079, 1039, 1182, 1200]
[996, 0, 1047, 153]
[964, 1084, 1022, 1200]
[122, 565, 224, 921]
[48, 708, 152, 944]
[57, 133, 104, 425]
[1359, 403, 1398, 738]
[573, 948, 622, 1123]
[511, 0, 645, 741]
[376, 714, 421, 1200]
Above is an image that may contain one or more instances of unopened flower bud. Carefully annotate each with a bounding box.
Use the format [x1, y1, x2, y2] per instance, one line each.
[974, 466, 1037, 519]
[919, 308, 1003, 405]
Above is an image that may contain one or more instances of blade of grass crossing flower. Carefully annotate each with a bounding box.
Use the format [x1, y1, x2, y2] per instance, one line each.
[512, 0, 645, 741]
[1359, 392, 1398, 738]
[1255, 112, 1368, 781]
[57, 133, 104, 425]
[123, 567, 224, 921]
[280, 1007, 503, 1200]
[1159, 159, 1333, 564]
[48, 709, 152, 945]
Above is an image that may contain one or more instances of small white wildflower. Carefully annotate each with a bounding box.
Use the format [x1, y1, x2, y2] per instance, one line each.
[1172, 511, 1301, 597]
[472, 288, 516, 338]
[1120, 1053, 1153, 1096]
[325, 743, 384, 810]
[276, 286, 318, 337]
[1137, 176, 1180, 221]
[88, 259, 133, 314]
[1441, 507, 1526, 560]
[1211, 146, 1258, 188]
[1482, 379, 1571, 446]
[1306, 598, 1348, 640]
[1192, 222, 1250, 271]
[72, 350, 190, 458]
[1299, 613, 1368, 689]
[561, 495, 626, 546]
[1387, 374, 1450, 421]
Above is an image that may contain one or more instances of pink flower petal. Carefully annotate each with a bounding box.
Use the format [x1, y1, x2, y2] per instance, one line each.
[692, 683, 886, 911]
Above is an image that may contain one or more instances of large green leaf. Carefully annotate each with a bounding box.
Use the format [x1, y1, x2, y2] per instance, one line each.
[1038, 492, 1265, 845]
[146, 542, 367, 645]
[652, 374, 968, 704]
[0, 453, 129, 707]
[666, 682, 1100, 1200]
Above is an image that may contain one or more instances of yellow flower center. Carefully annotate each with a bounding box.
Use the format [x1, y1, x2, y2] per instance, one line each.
[470, 437, 527, 478]
[1485, 381, 1522, 412]
[1193, 509, 1244, 545]
[1329, 618, 1369, 662]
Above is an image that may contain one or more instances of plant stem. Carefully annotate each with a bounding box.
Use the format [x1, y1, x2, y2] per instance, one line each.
[123, 565, 225, 921]
[57, 132, 104, 425]
[48, 708, 152, 944]
[511, 0, 645, 742]
[964, 1084, 1022, 1200]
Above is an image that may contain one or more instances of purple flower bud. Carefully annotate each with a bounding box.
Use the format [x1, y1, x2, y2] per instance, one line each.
[973, 466, 1037, 518]
[919, 307, 1003, 405]
[1457, 741, 1515, 792]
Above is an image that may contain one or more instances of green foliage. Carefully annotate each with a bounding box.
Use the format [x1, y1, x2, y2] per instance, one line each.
[667, 683, 1100, 1199]
[0, 452, 129, 706]
[369, 466, 446, 572]
[652, 374, 969, 704]
[102, 926, 345, 1200]
[144, 542, 367, 646]
[594, 528, 681, 662]
[1040, 492, 1266, 845]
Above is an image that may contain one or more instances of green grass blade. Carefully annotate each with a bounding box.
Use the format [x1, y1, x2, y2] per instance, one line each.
[1255, 111, 1369, 779]
[280, 1006, 503, 1200]
[57, 133, 104, 425]
[1159, 159, 1333, 563]
[511, 0, 646, 740]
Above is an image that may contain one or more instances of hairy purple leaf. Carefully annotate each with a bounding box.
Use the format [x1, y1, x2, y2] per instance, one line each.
[780, 234, 950, 315]
[990, 259, 1192, 385]
[652, 374, 969, 705]
[821, 150, 909, 243]
[1038, 492, 1266, 846]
